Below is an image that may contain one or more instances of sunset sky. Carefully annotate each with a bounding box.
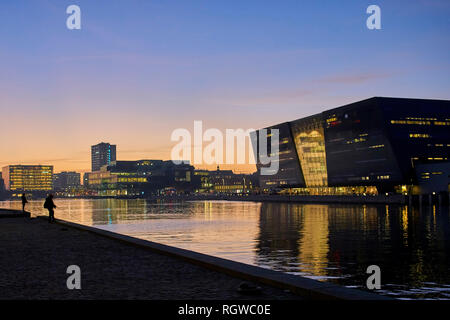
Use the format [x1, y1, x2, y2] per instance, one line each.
[1, 0, 449, 173]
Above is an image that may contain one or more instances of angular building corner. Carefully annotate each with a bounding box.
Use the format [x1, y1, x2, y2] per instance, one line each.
[252, 97, 450, 195]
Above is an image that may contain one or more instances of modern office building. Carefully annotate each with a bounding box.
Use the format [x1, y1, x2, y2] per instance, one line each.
[1, 165, 53, 193]
[86, 160, 157, 196]
[85, 160, 195, 196]
[193, 167, 257, 194]
[252, 97, 450, 195]
[53, 171, 81, 191]
[415, 162, 450, 194]
[91, 142, 116, 172]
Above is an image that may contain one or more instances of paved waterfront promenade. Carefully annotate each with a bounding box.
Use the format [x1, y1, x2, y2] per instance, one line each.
[0, 212, 301, 300]
[0, 209, 388, 300]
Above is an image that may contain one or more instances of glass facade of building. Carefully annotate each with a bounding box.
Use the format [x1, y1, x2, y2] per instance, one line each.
[1, 165, 53, 191]
[254, 97, 450, 194]
[291, 115, 328, 188]
[87, 160, 161, 194]
[322, 98, 403, 189]
[86, 160, 195, 196]
[255, 122, 305, 189]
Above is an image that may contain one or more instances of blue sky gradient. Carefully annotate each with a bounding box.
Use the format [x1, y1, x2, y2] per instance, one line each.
[0, 0, 449, 172]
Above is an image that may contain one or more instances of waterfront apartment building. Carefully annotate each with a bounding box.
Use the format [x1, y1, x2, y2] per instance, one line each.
[53, 171, 81, 191]
[252, 97, 450, 195]
[91, 142, 116, 172]
[1, 165, 53, 193]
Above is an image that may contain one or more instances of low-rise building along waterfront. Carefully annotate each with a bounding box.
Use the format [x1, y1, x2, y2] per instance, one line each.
[1, 165, 53, 197]
[53, 171, 81, 191]
[85, 160, 195, 196]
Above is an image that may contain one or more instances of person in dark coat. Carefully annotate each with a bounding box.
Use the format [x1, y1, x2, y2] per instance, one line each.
[44, 194, 57, 223]
[21, 193, 28, 212]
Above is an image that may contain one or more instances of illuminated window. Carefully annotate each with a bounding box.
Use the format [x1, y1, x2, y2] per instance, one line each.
[409, 133, 430, 138]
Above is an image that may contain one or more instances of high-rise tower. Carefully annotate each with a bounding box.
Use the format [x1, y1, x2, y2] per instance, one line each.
[91, 142, 117, 172]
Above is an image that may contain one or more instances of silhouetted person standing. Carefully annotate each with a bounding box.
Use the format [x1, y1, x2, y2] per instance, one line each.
[44, 194, 56, 223]
[21, 193, 28, 212]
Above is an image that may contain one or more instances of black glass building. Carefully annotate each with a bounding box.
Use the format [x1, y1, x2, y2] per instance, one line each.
[253, 97, 450, 194]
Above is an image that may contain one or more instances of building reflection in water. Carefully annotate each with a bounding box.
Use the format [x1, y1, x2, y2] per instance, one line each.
[258, 203, 331, 279]
[2, 199, 448, 298]
[255, 202, 450, 298]
[297, 205, 329, 279]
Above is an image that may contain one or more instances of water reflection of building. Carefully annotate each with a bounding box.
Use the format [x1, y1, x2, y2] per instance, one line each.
[256, 203, 302, 265]
[56, 199, 148, 225]
[253, 97, 450, 195]
[255, 202, 449, 293]
[255, 203, 329, 278]
[89, 198, 147, 224]
[297, 205, 329, 278]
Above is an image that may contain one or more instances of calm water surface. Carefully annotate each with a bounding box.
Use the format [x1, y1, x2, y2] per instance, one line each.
[2, 199, 449, 299]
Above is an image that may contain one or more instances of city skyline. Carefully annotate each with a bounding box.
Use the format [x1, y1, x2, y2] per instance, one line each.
[0, 140, 258, 175]
[1, 1, 449, 173]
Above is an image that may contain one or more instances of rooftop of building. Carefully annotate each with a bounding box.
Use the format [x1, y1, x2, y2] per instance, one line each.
[258, 96, 450, 130]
